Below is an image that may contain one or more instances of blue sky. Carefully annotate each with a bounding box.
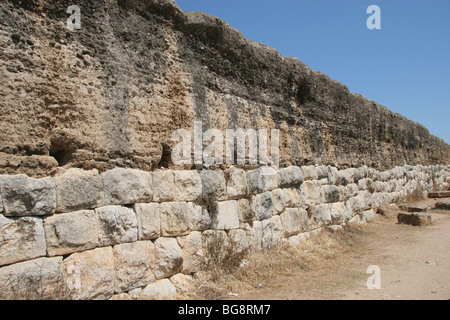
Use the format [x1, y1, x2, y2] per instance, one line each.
[177, 0, 450, 144]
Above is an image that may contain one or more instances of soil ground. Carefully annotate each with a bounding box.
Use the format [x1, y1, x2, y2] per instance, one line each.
[232, 198, 450, 300]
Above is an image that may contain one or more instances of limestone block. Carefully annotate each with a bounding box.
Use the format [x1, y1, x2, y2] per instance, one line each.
[361, 209, 376, 223]
[278, 166, 304, 187]
[228, 229, 249, 253]
[140, 279, 177, 300]
[246, 166, 279, 194]
[301, 165, 318, 181]
[327, 166, 340, 185]
[173, 170, 202, 201]
[152, 171, 176, 202]
[134, 203, 160, 240]
[283, 188, 307, 208]
[398, 212, 431, 226]
[44, 210, 99, 256]
[102, 168, 153, 205]
[301, 180, 324, 207]
[262, 216, 283, 249]
[201, 170, 226, 199]
[213, 200, 239, 230]
[0, 215, 46, 267]
[329, 202, 346, 225]
[154, 237, 183, 279]
[170, 274, 194, 294]
[202, 230, 229, 262]
[96, 205, 138, 246]
[225, 167, 247, 199]
[190, 203, 212, 231]
[160, 202, 191, 237]
[0, 257, 64, 300]
[181, 231, 204, 274]
[113, 241, 155, 294]
[316, 166, 329, 180]
[251, 192, 276, 220]
[310, 204, 332, 229]
[0, 174, 56, 217]
[280, 208, 307, 237]
[238, 198, 253, 223]
[246, 220, 263, 251]
[55, 169, 104, 213]
[63, 247, 115, 300]
[271, 188, 286, 214]
[348, 191, 373, 213]
[323, 185, 341, 203]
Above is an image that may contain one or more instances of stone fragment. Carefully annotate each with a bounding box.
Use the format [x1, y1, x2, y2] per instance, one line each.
[0, 215, 46, 266]
[134, 203, 160, 240]
[212, 200, 239, 230]
[246, 166, 279, 194]
[113, 241, 155, 294]
[225, 167, 247, 199]
[0, 257, 64, 300]
[140, 279, 177, 300]
[55, 169, 104, 213]
[399, 204, 428, 213]
[170, 274, 194, 294]
[102, 168, 153, 205]
[327, 225, 344, 232]
[435, 200, 450, 210]
[361, 209, 375, 223]
[63, 247, 115, 300]
[154, 237, 183, 279]
[278, 166, 304, 187]
[96, 205, 138, 246]
[44, 210, 99, 256]
[201, 170, 226, 199]
[0, 174, 56, 217]
[397, 212, 431, 226]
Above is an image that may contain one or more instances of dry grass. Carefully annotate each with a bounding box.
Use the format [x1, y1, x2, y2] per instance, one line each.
[190, 224, 365, 300]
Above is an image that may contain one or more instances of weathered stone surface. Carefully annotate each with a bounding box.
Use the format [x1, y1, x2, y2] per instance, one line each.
[170, 273, 194, 294]
[201, 170, 226, 199]
[44, 210, 99, 256]
[160, 202, 191, 237]
[225, 167, 247, 199]
[280, 208, 307, 237]
[140, 279, 177, 300]
[154, 237, 183, 279]
[278, 166, 304, 187]
[428, 191, 450, 198]
[55, 169, 104, 213]
[262, 216, 283, 248]
[228, 229, 249, 254]
[435, 200, 450, 210]
[323, 185, 341, 203]
[113, 241, 155, 294]
[63, 247, 115, 300]
[96, 205, 138, 246]
[301, 180, 325, 207]
[102, 168, 153, 205]
[348, 191, 373, 213]
[152, 171, 176, 202]
[0, 215, 46, 266]
[213, 200, 240, 230]
[180, 231, 204, 274]
[271, 189, 286, 214]
[246, 220, 263, 251]
[202, 229, 229, 262]
[310, 204, 332, 229]
[0, 174, 56, 217]
[189, 203, 212, 231]
[134, 203, 160, 240]
[283, 188, 307, 208]
[0, 257, 64, 300]
[361, 209, 375, 223]
[301, 166, 318, 181]
[247, 167, 279, 194]
[251, 192, 276, 220]
[399, 204, 428, 213]
[398, 212, 431, 226]
[238, 198, 253, 223]
[174, 170, 202, 201]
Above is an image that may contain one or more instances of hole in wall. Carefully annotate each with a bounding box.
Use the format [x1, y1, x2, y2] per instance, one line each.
[49, 143, 74, 167]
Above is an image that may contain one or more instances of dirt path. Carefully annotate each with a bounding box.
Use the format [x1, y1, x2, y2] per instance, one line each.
[236, 199, 450, 300]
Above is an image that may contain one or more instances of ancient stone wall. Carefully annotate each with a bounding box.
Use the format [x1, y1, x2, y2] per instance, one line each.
[1, 164, 449, 299]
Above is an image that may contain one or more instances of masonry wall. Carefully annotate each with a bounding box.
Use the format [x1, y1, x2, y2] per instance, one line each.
[1, 164, 449, 300]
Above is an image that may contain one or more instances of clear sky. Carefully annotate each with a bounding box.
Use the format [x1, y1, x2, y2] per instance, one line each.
[176, 0, 450, 144]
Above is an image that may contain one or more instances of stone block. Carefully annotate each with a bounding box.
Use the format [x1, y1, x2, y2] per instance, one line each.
[102, 168, 153, 205]
[63, 247, 115, 300]
[428, 191, 450, 198]
[246, 220, 263, 252]
[280, 208, 307, 237]
[55, 169, 104, 213]
[228, 229, 249, 254]
[174, 170, 202, 201]
[189, 203, 212, 231]
[213, 200, 239, 230]
[154, 237, 183, 279]
[0, 257, 64, 300]
[180, 231, 204, 275]
[278, 166, 304, 187]
[301, 165, 318, 180]
[399, 204, 428, 213]
[201, 170, 226, 199]
[225, 167, 247, 199]
[398, 212, 431, 226]
[140, 279, 177, 300]
[96, 205, 138, 246]
[113, 241, 155, 294]
[261, 216, 283, 249]
[251, 192, 276, 220]
[160, 202, 191, 237]
[435, 200, 450, 210]
[0, 174, 56, 217]
[310, 204, 332, 229]
[246, 166, 279, 194]
[301, 180, 324, 207]
[152, 171, 176, 202]
[134, 203, 160, 240]
[323, 185, 341, 203]
[0, 215, 46, 267]
[44, 210, 99, 256]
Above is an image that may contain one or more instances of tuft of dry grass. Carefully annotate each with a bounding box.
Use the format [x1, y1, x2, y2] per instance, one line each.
[190, 225, 365, 300]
